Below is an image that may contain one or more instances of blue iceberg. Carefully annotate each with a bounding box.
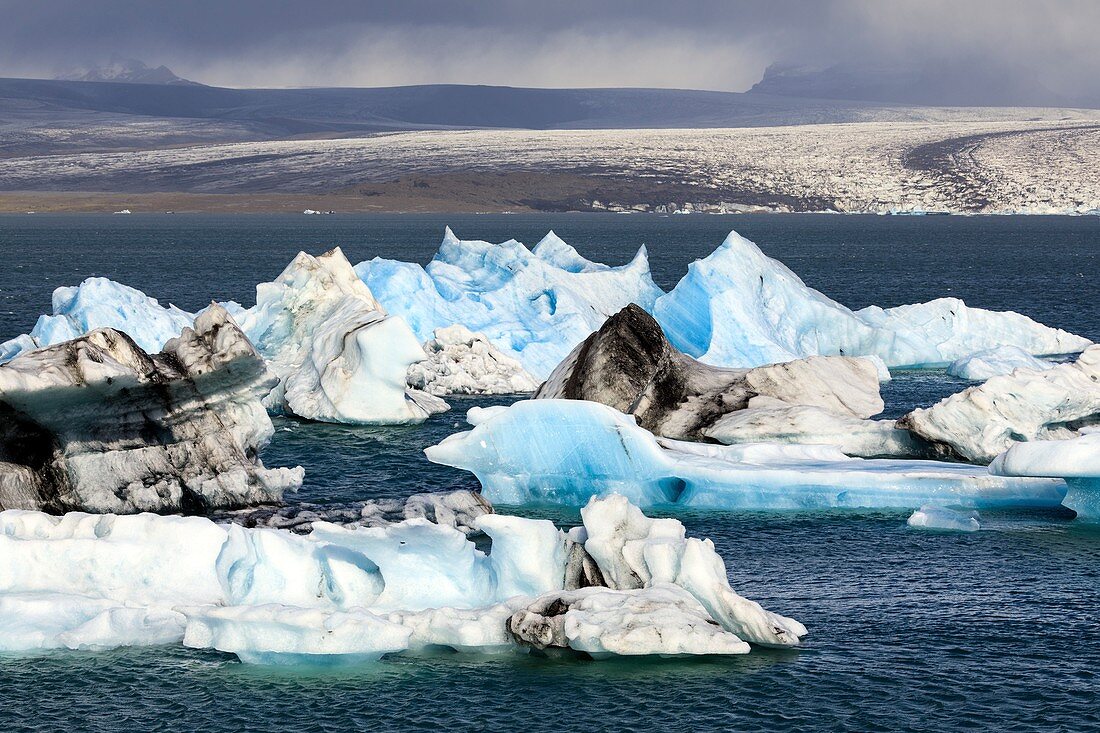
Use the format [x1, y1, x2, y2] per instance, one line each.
[652, 231, 1091, 369]
[425, 400, 1067, 511]
[356, 228, 663, 379]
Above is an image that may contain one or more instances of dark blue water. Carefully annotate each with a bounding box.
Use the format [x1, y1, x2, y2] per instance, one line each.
[1, 214, 1098, 733]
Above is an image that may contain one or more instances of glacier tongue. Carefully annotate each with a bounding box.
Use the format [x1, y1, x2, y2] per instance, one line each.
[425, 399, 1066, 510]
[0, 494, 805, 660]
[652, 230, 1090, 369]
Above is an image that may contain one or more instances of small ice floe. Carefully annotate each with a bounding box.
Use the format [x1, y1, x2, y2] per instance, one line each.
[112, 209, 132, 214]
[907, 505, 980, 532]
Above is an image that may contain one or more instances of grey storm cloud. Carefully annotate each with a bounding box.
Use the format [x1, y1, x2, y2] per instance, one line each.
[0, 0, 1097, 96]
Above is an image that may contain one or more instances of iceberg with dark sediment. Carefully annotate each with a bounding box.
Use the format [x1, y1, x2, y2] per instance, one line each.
[0, 495, 804, 660]
[900, 346, 1100, 463]
[537, 304, 886, 441]
[990, 429, 1100, 521]
[652, 231, 1091, 369]
[356, 229, 663, 379]
[0, 305, 302, 514]
[425, 400, 1065, 510]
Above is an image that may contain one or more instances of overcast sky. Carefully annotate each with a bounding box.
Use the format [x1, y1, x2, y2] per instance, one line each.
[1, 0, 1097, 97]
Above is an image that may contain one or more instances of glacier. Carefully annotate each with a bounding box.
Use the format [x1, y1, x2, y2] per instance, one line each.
[425, 400, 1066, 510]
[0, 494, 804, 660]
[356, 228, 664, 379]
[0, 304, 302, 514]
[990, 429, 1100, 521]
[652, 230, 1091, 369]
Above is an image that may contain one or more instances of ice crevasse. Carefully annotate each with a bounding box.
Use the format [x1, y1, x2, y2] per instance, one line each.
[0, 495, 805, 661]
[425, 400, 1066, 511]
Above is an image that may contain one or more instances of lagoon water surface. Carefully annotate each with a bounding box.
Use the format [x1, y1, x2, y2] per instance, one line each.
[0, 214, 1097, 732]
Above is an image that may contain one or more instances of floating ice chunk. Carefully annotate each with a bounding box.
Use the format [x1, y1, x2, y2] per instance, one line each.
[652, 230, 1090, 369]
[183, 605, 411, 665]
[990, 430, 1100, 521]
[507, 585, 752, 657]
[580, 495, 806, 646]
[425, 399, 1066, 510]
[0, 495, 802, 660]
[704, 405, 929, 459]
[901, 346, 1100, 463]
[537, 304, 885, 441]
[906, 505, 981, 532]
[0, 278, 193, 362]
[408, 325, 540, 396]
[946, 346, 1054, 381]
[236, 248, 448, 424]
[0, 305, 302, 513]
[356, 228, 663, 379]
[0, 593, 186, 652]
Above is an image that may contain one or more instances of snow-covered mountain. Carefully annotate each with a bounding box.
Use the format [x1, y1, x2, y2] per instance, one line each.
[55, 57, 198, 86]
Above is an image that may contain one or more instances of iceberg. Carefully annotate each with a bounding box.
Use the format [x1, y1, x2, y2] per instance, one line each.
[990, 430, 1100, 521]
[408, 325, 540, 396]
[537, 304, 885, 441]
[0, 305, 302, 514]
[235, 248, 447, 424]
[356, 229, 664, 379]
[906, 505, 981, 532]
[0, 278, 193, 362]
[900, 346, 1100, 463]
[945, 346, 1054, 381]
[425, 400, 1066, 510]
[652, 230, 1091, 369]
[0, 495, 804, 659]
[704, 405, 931, 459]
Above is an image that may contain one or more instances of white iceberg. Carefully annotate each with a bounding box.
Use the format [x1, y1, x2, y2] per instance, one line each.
[901, 346, 1100, 463]
[356, 228, 663, 379]
[652, 231, 1091, 369]
[234, 248, 447, 424]
[990, 429, 1100, 521]
[0, 495, 804, 659]
[906, 505, 981, 532]
[407, 325, 540, 396]
[946, 346, 1054, 381]
[425, 400, 1066, 510]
